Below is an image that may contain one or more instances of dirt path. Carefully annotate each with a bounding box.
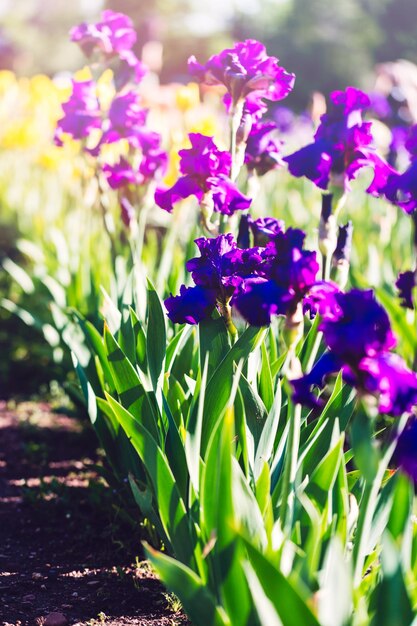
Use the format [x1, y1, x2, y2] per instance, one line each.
[0, 401, 189, 626]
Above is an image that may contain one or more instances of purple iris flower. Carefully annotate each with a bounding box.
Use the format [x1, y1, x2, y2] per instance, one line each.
[284, 87, 393, 192]
[103, 157, 138, 189]
[355, 353, 417, 416]
[55, 80, 101, 144]
[303, 281, 341, 319]
[188, 40, 295, 108]
[319, 289, 396, 363]
[292, 288, 417, 415]
[233, 228, 319, 325]
[396, 270, 415, 310]
[164, 234, 263, 325]
[245, 121, 283, 176]
[98, 91, 160, 151]
[369, 125, 417, 212]
[103, 149, 167, 190]
[394, 418, 417, 484]
[155, 133, 251, 215]
[70, 10, 137, 57]
[165, 285, 217, 325]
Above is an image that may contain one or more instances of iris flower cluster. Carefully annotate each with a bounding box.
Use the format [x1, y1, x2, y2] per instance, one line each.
[284, 87, 393, 193]
[165, 223, 320, 329]
[55, 11, 167, 226]
[292, 289, 417, 416]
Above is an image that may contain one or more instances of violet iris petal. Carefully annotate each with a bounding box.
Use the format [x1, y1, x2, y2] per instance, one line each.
[319, 289, 396, 364]
[154, 176, 203, 213]
[232, 278, 288, 326]
[55, 80, 101, 142]
[291, 352, 342, 408]
[164, 285, 217, 325]
[358, 352, 417, 416]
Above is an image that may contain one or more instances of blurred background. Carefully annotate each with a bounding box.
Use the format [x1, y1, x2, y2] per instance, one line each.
[1, 0, 417, 108]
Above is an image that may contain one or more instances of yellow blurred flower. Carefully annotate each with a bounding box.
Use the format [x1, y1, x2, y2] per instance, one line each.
[175, 83, 200, 112]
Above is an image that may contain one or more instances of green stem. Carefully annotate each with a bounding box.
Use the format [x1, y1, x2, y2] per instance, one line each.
[279, 401, 302, 533]
[218, 301, 238, 342]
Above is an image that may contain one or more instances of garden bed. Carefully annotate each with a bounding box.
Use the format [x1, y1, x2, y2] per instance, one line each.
[0, 401, 189, 626]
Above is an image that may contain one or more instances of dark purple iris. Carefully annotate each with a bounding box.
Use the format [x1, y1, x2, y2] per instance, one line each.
[292, 288, 417, 415]
[55, 80, 101, 144]
[320, 289, 396, 363]
[396, 270, 415, 310]
[188, 40, 295, 108]
[155, 133, 251, 215]
[394, 418, 417, 484]
[245, 121, 283, 176]
[284, 87, 393, 192]
[233, 228, 319, 325]
[164, 234, 262, 325]
[165, 285, 217, 325]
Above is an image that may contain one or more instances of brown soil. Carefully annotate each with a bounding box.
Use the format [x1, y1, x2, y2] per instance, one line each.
[0, 401, 190, 626]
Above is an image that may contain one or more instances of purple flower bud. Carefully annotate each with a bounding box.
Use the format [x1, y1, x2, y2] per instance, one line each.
[396, 270, 415, 310]
[249, 216, 285, 246]
[245, 121, 283, 176]
[333, 222, 353, 265]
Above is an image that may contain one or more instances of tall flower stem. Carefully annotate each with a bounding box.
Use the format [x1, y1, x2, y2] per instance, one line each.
[279, 401, 302, 533]
[412, 210, 417, 369]
[218, 301, 238, 342]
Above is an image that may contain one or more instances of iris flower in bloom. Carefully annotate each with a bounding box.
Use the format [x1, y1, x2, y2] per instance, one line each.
[232, 228, 319, 326]
[164, 234, 263, 324]
[375, 125, 417, 213]
[103, 149, 168, 190]
[155, 133, 251, 215]
[70, 11, 147, 89]
[284, 87, 394, 192]
[92, 91, 161, 155]
[70, 10, 137, 56]
[55, 80, 101, 144]
[188, 40, 295, 109]
[292, 289, 417, 415]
